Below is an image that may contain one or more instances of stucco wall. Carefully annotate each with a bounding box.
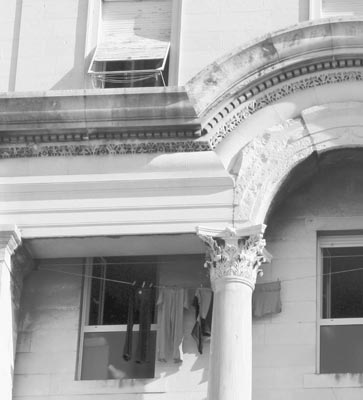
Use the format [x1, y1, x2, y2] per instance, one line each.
[0, 0, 311, 91]
[178, 0, 310, 84]
[0, 0, 89, 92]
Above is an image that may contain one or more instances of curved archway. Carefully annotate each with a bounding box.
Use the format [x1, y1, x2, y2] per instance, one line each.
[185, 19, 363, 227]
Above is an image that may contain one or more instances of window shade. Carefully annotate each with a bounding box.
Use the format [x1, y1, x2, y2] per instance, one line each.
[94, 0, 172, 62]
[322, 0, 363, 17]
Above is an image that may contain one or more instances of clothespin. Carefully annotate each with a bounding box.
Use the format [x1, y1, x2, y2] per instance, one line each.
[132, 281, 136, 286]
[142, 281, 145, 288]
[149, 282, 153, 288]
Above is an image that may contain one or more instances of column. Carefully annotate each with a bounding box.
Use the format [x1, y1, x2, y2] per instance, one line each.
[196, 225, 266, 400]
[0, 226, 21, 400]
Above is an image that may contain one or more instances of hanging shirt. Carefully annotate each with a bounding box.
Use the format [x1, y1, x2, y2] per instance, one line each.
[191, 288, 213, 354]
[252, 281, 282, 318]
[156, 287, 190, 363]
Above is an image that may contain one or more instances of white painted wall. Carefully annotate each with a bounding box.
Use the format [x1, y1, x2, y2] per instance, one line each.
[0, 0, 310, 91]
[178, 0, 310, 84]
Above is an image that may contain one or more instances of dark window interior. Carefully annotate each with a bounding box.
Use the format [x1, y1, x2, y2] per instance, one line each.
[102, 57, 169, 88]
[322, 247, 363, 319]
[88, 257, 157, 325]
[320, 325, 363, 373]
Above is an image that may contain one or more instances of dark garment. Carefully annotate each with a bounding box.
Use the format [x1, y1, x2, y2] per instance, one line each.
[122, 287, 154, 363]
[252, 281, 282, 317]
[136, 288, 153, 363]
[123, 286, 135, 361]
[191, 289, 213, 354]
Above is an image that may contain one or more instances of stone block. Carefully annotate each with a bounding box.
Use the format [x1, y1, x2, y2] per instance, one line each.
[264, 322, 315, 345]
[13, 374, 51, 397]
[14, 351, 77, 375]
[253, 344, 315, 368]
[30, 329, 78, 353]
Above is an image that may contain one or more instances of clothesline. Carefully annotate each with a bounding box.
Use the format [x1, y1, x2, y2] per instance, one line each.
[37, 264, 363, 289]
[38, 267, 210, 290]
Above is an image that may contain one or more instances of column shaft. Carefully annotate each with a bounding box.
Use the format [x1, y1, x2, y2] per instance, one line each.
[208, 276, 253, 400]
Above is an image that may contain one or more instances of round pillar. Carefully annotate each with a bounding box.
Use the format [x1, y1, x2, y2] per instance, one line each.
[196, 225, 266, 400]
[209, 276, 253, 400]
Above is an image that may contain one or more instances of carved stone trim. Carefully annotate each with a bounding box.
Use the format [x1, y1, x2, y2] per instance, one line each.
[208, 68, 363, 149]
[0, 140, 211, 159]
[0, 227, 21, 258]
[196, 226, 266, 289]
[0, 130, 201, 145]
[2, 62, 363, 159]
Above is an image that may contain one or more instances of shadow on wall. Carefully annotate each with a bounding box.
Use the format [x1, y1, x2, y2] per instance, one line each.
[51, 0, 89, 90]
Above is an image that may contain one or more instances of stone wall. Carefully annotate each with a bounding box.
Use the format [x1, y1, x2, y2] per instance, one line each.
[178, 0, 310, 84]
[13, 254, 211, 400]
[256, 156, 363, 399]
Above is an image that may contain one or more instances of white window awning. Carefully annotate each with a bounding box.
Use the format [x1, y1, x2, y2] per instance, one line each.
[89, 0, 172, 74]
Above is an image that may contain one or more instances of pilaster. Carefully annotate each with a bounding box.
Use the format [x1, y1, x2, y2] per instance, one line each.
[0, 226, 22, 400]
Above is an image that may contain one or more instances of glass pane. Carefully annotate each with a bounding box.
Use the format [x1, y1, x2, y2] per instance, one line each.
[81, 331, 156, 380]
[322, 247, 363, 318]
[320, 325, 363, 373]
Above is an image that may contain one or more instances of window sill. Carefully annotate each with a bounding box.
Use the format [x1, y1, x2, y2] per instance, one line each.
[72, 377, 167, 394]
[304, 373, 363, 388]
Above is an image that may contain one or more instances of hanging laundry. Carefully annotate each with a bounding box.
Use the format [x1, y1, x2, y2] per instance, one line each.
[123, 286, 134, 361]
[122, 287, 155, 363]
[156, 287, 191, 363]
[191, 288, 213, 354]
[252, 281, 282, 318]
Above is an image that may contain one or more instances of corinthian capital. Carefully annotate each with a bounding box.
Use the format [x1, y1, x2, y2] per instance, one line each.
[196, 225, 268, 289]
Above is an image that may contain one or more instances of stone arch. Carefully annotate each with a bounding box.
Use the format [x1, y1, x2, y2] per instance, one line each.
[186, 18, 363, 227]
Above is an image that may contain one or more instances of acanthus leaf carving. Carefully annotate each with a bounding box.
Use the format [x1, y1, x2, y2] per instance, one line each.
[197, 227, 266, 289]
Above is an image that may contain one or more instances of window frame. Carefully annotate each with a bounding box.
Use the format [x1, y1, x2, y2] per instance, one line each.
[317, 235, 363, 373]
[309, 0, 363, 19]
[76, 257, 158, 381]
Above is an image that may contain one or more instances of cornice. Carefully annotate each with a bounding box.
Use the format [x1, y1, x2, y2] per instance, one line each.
[207, 63, 363, 148]
[0, 140, 211, 158]
[2, 20, 363, 158]
[0, 87, 201, 139]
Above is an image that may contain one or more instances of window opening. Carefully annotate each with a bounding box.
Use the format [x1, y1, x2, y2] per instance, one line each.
[89, 0, 171, 88]
[79, 257, 157, 380]
[318, 238, 363, 374]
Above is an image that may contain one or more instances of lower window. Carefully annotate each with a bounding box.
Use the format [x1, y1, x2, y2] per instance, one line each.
[319, 237, 363, 373]
[78, 256, 157, 380]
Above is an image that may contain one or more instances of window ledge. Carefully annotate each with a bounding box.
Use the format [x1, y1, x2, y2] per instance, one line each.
[71, 378, 167, 394]
[304, 373, 363, 388]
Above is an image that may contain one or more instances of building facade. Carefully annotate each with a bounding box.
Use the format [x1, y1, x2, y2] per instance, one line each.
[1, 1, 363, 399]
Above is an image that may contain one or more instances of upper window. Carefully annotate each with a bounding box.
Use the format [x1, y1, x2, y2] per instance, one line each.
[311, 0, 363, 19]
[89, 0, 172, 88]
[318, 236, 363, 374]
[78, 257, 157, 380]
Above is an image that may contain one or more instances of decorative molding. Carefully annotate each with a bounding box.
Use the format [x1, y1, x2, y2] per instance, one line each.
[208, 68, 363, 149]
[0, 226, 22, 258]
[2, 62, 363, 158]
[233, 118, 312, 222]
[0, 140, 211, 159]
[0, 130, 201, 145]
[196, 225, 266, 289]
